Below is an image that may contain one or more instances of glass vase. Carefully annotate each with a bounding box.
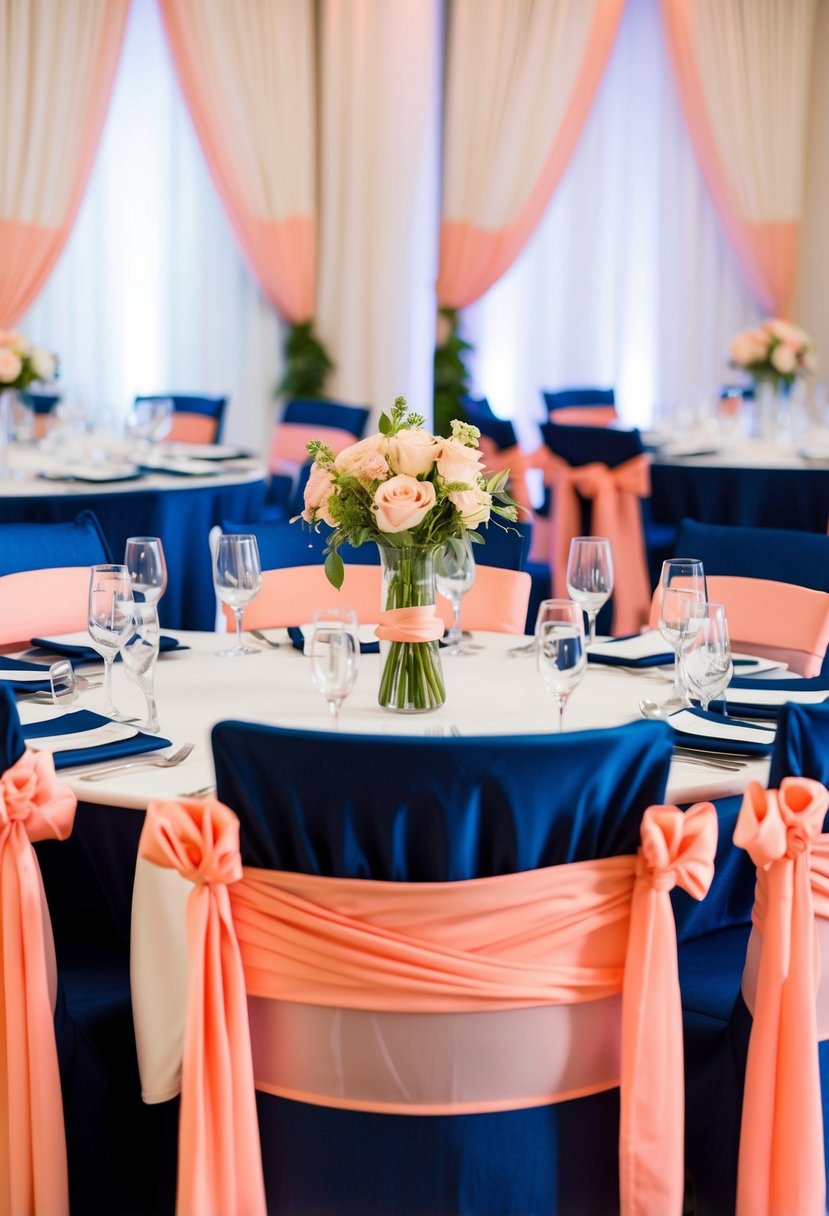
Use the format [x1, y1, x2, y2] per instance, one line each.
[753, 374, 787, 442]
[377, 545, 446, 713]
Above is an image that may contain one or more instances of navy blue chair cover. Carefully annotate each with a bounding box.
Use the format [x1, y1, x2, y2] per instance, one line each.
[281, 398, 370, 439]
[18, 389, 61, 414]
[462, 396, 519, 451]
[542, 387, 615, 415]
[135, 393, 228, 441]
[0, 509, 111, 575]
[210, 719, 673, 1215]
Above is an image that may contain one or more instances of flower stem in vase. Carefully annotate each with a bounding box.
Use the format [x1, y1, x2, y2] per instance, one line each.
[377, 546, 446, 712]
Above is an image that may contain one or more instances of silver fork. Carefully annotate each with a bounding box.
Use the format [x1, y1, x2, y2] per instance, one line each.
[75, 743, 195, 781]
[249, 628, 281, 650]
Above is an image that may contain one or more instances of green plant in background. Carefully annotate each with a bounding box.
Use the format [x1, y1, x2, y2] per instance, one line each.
[433, 306, 473, 437]
[276, 320, 334, 399]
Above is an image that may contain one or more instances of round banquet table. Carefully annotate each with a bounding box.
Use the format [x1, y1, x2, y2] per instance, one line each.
[649, 435, 829, 533]
[0, 445, 266, 630]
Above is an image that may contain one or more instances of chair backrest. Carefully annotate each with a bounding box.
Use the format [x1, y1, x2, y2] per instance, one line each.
[648, 575, 829, 677]
[540, 420, 644, 468]
[18, 389, 61, 438]
[0, 510, 110, 575]
[462, 397, 518, 451]
[135, 393, 228, 444]
[269, 399, 370, 472]
[542, 387, 618, 427]
[675, 518, 829, 593]
[769, 702, 829, 789]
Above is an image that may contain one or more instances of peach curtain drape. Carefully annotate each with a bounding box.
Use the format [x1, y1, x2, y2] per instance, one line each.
[0, 0, 130, 327]
[437, 0, 625, 310]
[158, 0, 317, 323]
[660, 0, 818, 317]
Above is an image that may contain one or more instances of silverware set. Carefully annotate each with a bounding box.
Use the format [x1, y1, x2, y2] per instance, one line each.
[74, 742, 195, 781]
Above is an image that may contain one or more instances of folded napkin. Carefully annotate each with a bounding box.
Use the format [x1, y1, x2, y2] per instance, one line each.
[288, 625, 380, 655]
[0, 657, 53, 693]
[22, 709, 171, 770]
[39, 466, 143, 484]
[29, 634, 185, 664]
[139, 456, 220, 477]
[587, 631, 673, 668]
[715, 673, 829, 721]
[667, 707, 775, 756]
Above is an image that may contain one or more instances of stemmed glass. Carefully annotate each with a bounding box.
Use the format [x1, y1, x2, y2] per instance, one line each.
[213, 534, 262, 656]
[685, 601, 733, 714]
[536, 601, 587, 731]
[435, 536, 476, 656]
[124, 536, 167, 605]
[126, 397, 173, 445]
[121, 603, 161, 732]
[88, 564, 134, 719]
[566, 537, 614, 647]
[656, 558, 707, 713]
[309, 609, 360, 728]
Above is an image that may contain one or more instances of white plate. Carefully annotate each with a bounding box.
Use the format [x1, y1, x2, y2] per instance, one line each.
[725, 685, 827, 707]
[589, 631, 671, 661]
[139, 456, 220, 477]
[668, 710, 775, 746]
[26, 720, 138, 753]
[165, 443, 247, 461]
[0, 667, 51, 683]
[40, 464, 140, 483]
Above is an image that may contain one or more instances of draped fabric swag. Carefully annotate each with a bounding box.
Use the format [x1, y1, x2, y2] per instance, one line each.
[437, 0, 625, 311]
[660, 0, 818, 317]
[158, 0, 317, 323]
[0, 0, 130, 327]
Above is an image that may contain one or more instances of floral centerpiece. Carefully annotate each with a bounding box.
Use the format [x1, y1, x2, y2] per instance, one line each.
[0, 329, 57, 390]
[728, 318, 816, 388]
[298, 396, 518, 712]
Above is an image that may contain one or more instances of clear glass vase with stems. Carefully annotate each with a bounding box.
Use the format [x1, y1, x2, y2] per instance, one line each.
[377, 545, 446, 712]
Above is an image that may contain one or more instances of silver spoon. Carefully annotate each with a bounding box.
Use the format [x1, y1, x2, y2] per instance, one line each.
[639, 697, 685, 720]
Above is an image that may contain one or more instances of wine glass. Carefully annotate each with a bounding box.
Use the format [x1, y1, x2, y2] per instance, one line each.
[213, 534, 262, 656]
[126, 397, 173, 445]
[684, 601, 733, 714]
[121, 603, 161, 732]
[435, 536, 476, 656]
[309, 609, 360, 728]
[88, 564, 134, 719]
[566, 537, 614, 647]
[656, 558, 707, 713]
[124, 536, 168, 605]
[536, 608, 587, 731]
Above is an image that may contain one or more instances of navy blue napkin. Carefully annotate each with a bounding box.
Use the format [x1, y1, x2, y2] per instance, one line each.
[0, 657, 53, 694]
[22, 710, 172, 770]
[587, 633, 673, 668]
[29, 635, 186, 664]
[668, 706, 775, 756]
[712, 673, 829, 721]
[287, 626, 380, 655]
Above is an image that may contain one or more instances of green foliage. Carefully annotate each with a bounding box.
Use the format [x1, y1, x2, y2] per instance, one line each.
[433, 307, 473, 437]
[276, 320, 334, 399]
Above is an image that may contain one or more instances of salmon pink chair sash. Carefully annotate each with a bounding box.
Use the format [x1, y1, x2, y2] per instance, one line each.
[477, 435, 539, 513]
[268, 422, 357, 477]
[139, 796, 717, 1216]
[545, 405, 618, 427]
[733, 778, 829, 1216]
[166, 414, 219, 445]
[0, 748, 76, 1216]
[538, 450, 652, 635]
[0, 567, 92, 647]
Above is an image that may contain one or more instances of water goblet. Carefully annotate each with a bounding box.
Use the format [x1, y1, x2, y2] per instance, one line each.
[655, 558, 707, 713]
[684, 601, 733, 714]
[309, 610, 360, 728]
[125, 536, 168, 605]
[213, 534, 262, 656]
[566, 536, 614, 646]
[435, 536, 476, 655]
[126, 397, 173, 445]
[536, 611, 587, 731]
[121, 603, 161, 732]
[88, 564, 134, 719]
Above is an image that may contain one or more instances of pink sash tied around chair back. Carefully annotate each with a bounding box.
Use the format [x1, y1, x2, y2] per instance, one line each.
[477, 435, 540, 513]
[139, 798, 266, 1216]
[140, 796, 716, 1216]
[375, 606, 445, 644]
[538, 451, 652, 636]
[733, 778, 829, 1216]
[545, 405, 619, 427]
[0, 566, 93, 647]
[268, 422, 357, 475]
[0, 749, 76, 1216]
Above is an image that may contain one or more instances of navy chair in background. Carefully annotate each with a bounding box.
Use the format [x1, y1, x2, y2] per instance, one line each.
[542, 387, 618, 426]
[266, 398, 370, 519]
[134, 393, 228, 444]
[0, 509, 111, 575]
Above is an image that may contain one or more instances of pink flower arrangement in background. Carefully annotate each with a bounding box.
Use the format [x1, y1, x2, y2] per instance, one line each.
[728, 318, 816, 385]
[0, 330, 57, 391]
[298, 396, 517, 587]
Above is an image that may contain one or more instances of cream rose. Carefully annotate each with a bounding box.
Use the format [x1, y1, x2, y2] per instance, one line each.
[334, 433, 388, 474]
[386, 428, 438, 477]
[302, 461, 338, 525]
[374, 474, 436, 533]
[448, 487, 491, 528]
[436, 436, 484, 485]
[30, 347, 56, 381]
[771, 343, 797, 374]
[729, 330, 767, 366]
[0, 349, 22, 383]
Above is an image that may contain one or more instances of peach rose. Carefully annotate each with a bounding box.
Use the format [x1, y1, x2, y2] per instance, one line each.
[0, 330, 20, 348]
[334, 433, 388, 474]
[0, 349, 22, 383]
[302, 461, 338, 525]
[729, 329, 767, 366]
[767, 318, 807, 348]
[436, 436, 484, 485]
[448, 487, 491, 528]
[374, 474, 436, 533]
[771, 343, 797, 374]
[386, 428, 438, 477]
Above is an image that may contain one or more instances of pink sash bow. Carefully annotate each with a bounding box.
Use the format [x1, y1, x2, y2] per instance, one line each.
[0, 749, 76, 1216]
[734, 778, 829, 1216]
[140, 796, 716, 1216]
[477, 435, 541, 512]
[538, 450, 652, 636]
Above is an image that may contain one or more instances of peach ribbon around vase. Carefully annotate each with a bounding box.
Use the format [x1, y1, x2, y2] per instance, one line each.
[375, 606, 445, 644]
[538, 450, 652, 635]
[0, 749, 76, 1216]
[733, 778, 829, 1216]
[140, 795, 716, 1216]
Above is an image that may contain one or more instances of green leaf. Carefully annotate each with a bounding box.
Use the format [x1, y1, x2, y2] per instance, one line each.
[378, 412, 392, 435]
[324, 550, 345, 589]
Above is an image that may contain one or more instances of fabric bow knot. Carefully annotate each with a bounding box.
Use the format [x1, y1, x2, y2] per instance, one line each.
[636, 802, 717, 895]
[734, 777, 828, 868]
[375, 605, 445, 644]
[0, 749, 75, 841]
[141, 796, 243, 886]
